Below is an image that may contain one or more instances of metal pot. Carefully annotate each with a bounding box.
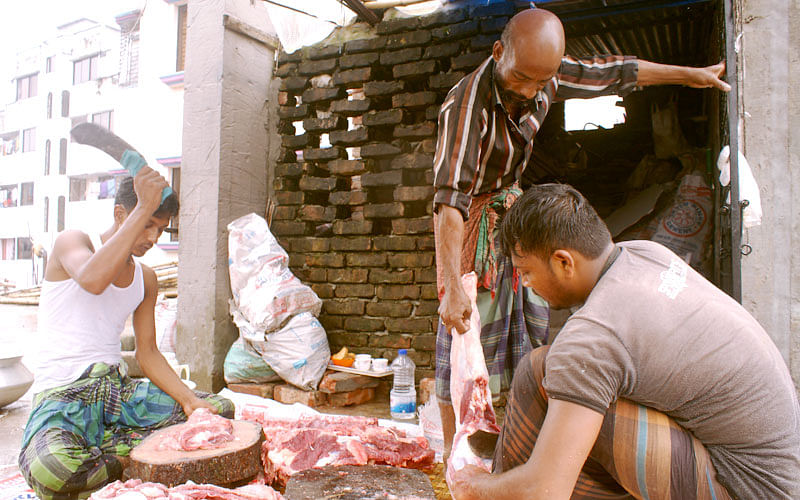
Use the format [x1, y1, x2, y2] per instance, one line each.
[0, 355, 34, 408]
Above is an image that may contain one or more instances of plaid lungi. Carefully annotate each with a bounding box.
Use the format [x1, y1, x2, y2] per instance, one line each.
[434, 249, 549, 403]
[493, 346, 733, 499]
[18, 362, 234, 500]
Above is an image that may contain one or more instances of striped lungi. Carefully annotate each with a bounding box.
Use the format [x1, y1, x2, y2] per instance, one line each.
[18, 362, 234, 500]
[494, 346, 733, 499]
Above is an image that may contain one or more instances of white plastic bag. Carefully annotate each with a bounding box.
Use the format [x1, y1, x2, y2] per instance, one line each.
[154, 296, 177, 353]
[717, 145, 762, 228]
[261, 312, 330, 391]
[227, 213, 322, 333]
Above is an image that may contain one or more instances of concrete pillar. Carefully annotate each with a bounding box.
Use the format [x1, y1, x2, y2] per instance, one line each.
[177, 0, 277, 391]
[738, 0, 800, 389]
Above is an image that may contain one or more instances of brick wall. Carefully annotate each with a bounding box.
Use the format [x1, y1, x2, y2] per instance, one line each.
[270, 3, 518, 383]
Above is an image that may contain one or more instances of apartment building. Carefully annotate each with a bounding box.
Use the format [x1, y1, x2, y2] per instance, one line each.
[0, 0, 188, 289]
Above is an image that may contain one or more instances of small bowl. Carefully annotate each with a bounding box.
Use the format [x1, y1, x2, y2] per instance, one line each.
[331, 357, 355, 367]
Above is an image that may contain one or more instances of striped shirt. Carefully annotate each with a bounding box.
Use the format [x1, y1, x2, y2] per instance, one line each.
[433, 55, 639, 218]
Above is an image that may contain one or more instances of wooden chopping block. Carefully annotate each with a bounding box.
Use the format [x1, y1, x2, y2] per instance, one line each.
[128, 420, 263, 487]
[284, 465, 436, 500]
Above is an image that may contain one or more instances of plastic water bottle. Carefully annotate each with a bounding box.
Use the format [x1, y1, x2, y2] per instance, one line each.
[390, 349, 416, 420]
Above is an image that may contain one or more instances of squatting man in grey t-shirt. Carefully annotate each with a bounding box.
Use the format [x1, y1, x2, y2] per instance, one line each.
[448, 183, 800, 500]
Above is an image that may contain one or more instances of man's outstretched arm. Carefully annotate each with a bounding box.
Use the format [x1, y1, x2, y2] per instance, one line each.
[133, 265, 217, 416]
[450, 399, 605, 500]
[637, 60, 730, 91]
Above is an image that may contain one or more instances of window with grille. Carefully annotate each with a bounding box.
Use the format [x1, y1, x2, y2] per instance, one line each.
[16, 74, 37, 100]
[59, 138, 67, 175]
[44, 197, 49, 232]
[91, 111, 113, 131]
[176, 5, 187, 71]
[61, 91, 70, 117]
[69, 178, 87, 202]
[22, 128, 35, 152]
[20, 183, 34, 206]
[57, 196, 65, 231]
[1, 185, 18, 208]
[17, 238, 32, 260]
[44, 140, 51, 175]
[73, 55, 99, 85]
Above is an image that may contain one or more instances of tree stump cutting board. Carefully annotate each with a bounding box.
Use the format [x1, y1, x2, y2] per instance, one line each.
[128, 419, 263, 487]
[284, 465, 436, 500]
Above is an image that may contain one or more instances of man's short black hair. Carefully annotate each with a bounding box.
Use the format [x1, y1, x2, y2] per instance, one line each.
[500, 183, 611, 260]
[114, 176, 179, 218]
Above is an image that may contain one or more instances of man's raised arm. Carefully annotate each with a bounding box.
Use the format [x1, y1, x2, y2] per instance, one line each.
[637, 60, 730, 91]
[55, 167, 168, 294]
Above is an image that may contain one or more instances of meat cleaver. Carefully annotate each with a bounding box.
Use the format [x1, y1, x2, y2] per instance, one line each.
[70, 122, 174, 202]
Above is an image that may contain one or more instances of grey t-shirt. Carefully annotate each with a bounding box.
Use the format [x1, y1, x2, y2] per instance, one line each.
[543, 240, 800, 499]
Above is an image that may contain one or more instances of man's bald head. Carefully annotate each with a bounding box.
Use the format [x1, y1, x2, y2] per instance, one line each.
[499, 9, 565, 70]
[492, 9, 565, 104]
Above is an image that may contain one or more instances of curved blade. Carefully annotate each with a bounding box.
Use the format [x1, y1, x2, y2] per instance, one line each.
[70, 123, 139, 163]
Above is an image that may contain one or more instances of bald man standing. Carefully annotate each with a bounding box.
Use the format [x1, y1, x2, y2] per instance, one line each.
[433, 8, 729, 457]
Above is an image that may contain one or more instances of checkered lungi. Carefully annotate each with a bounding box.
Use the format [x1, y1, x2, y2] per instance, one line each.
[18, 362, 234, 500]
[434, 247, 549, 403]
[493, 346, 733, 499]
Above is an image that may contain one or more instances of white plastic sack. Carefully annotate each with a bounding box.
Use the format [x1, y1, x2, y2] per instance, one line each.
[650, 174, 713, 267]
[154, 296, 177, 353]
[227, 213, 322, 333]
[261, 312, 330, 391]
[717, 145, 762, 228]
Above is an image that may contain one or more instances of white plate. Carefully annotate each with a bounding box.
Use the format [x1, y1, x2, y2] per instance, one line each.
[327, 362, 392, 378]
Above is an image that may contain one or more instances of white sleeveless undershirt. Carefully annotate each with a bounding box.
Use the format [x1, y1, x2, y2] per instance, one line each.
[29, 234, 145, 394]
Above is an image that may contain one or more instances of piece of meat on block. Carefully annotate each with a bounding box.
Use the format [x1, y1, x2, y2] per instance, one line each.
[446, 272, 501, 488]
[89, 479, 285, 500]
[154, 408, 235, 452]
[128, 419, 263, 487]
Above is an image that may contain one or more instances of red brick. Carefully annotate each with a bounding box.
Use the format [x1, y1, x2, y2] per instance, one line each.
[281, 133, 308, 150]
[327, 331, 369, 347]
[327, 388, 376, 407]
[394, 122, 436, 138]
[391, 153, 434, 171]
[388, 252, 434, 268]
[330, 190, 368, 205]
[328, 268, 369, 283]
[306, 44, 340, 60]
[324, 299, 366, 315]
[330, 99, 371, 116]
[345, 36, 387, 54]
[429, 71, 466, 89]
[415, 300, 440, 316]
[431, 20, 479, 40]
[417, 236, 435, 250]
[302, 87, 344, 103]
[419, 8, 468, 28]
[304, 147, 345, 161]
[227, 382, 277, 399]
[334, 284, 375, 298]
[304, 117, 347, 133]
[280, 76, 307, 91]
[370, 334, 412, 348]
[286, 237, 330, 253]
[406, 349, 432, 366]
[272, 206, 297, 220]
[363, 110, 405, 127]
[377, 16, 420, 34]
[274, 162, 304, 177]
[412, 334, 437, 351]
[306, 253, 345, 268]
[311, 283, 335, 298]
[393, 60, 437, 79]
[362, 170, 403, 187]
[345, 317, 385, 331]
[320, 314, 345, 330]
[273, 385, 327, 407]
[380, 47, 422, 66]
[275, 188, 305, 205]
[392, 91, 438, 109]
[415, 267, 438, 283]
[452, 52, 489, 71]
[369, 269, 414, 284]
[333, 219, 373, 235]
[364, 80, 404, 97]
[423, 42, 462, 59]
[346, 253, 388, 267]
[386, 30, 432, 49]
[300, 205, 336, 222]
[377, 285, 421, 300]
[364, 202, 405, 219]
[394, 186, 434, 202]
[288, 253, 305, 268]
[330, 127, 369, 146]
[333, 67, 372, 87]
[366, 301, 413, 317]
[319, 372, 379, 393]
[298, 57, 337, 75]
[329, 159, 366, 176]
[295, 267, 327, 283]
[278, 91, 291, 105]
[330, 237, 372, 252]
[373, 236, 417, 251]
[386, 318, 432, 333]
[392, 217, 433, 235]
[421, 284, 438, 299]
[339, 52, 379, 69]
[278, 104, 309, 119]
[271, 221, 307, 236]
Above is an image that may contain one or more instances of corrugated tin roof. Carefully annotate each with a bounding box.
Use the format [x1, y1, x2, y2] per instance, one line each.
[536, 0, 719, 65]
